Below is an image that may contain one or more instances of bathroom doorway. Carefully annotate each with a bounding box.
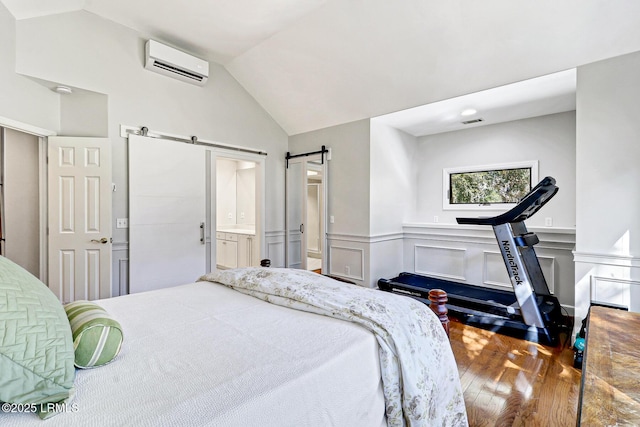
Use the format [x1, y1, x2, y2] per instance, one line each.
[214, 155, 262, 269]
[285, 149, 328, 273]
[305, 160, 324, 273]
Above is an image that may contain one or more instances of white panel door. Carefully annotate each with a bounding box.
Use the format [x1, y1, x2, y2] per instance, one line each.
[286, 159, 305, 269]
[48, 137, 112, 302]
[129, 135, 206, 293]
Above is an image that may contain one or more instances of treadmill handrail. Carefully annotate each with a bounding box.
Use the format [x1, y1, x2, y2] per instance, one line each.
[456, 176, 558, 226]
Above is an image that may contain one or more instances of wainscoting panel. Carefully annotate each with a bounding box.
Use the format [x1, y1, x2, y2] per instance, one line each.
[403, 224, 575, 312]
[329, 245, 365, 281]
[118, 259, 129, 296]
[483, 251, 556, 293]
[591, 276, 640, 312]
[539, 256, 555, 294]
[266, 242, 285, 267]
[574, 252, 640, 336]
[112, 241, 129, 297]
[414, 245, 466, 281]
[265, 230, 285, 268]
[483, 251, 510, 289]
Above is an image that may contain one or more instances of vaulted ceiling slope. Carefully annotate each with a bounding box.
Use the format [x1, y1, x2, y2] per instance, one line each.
[4, 1, 640, 135]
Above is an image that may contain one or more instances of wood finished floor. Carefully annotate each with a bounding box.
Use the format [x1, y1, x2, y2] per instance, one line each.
[448, 319, 582, 427]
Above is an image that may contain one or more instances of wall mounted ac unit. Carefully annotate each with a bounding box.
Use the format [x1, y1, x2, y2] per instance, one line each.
[144, 40, 209, 86]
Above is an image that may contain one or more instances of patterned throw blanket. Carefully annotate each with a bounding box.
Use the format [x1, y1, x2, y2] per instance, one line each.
[199, 268, 468, 427]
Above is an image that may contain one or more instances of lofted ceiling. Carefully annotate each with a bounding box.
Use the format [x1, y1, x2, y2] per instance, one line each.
[3, 1, 640, 136]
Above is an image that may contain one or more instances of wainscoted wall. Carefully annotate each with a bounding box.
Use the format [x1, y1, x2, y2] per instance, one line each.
[112, 241, 129, 297]
[326, 233, 407, 288]
[402, 224, 576, 313]
[114, 224, 577, 315]
[327, 233, 370, 286]
[265, 230, 286, 268]
[574, 253, 640, 326]
[112, 230, 286, 296]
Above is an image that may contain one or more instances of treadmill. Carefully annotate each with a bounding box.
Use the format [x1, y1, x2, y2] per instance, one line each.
[378, 176, 564, 346]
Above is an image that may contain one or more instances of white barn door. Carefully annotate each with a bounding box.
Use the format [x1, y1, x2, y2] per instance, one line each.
[286, 158, 306, 269]
[128, 135, 206, 293]
[48, 137, 112, 302]
[286, 152, 328, 272]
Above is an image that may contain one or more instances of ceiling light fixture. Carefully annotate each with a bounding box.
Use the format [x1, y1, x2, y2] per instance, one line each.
[461, 108, 477, 117]
[53, 85, 73, 95]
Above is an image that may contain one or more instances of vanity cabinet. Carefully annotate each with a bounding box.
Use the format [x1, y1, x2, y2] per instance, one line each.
[237, 234, 257, 267]
[216, 232, 238, 269]
[216, 231, 257, 268]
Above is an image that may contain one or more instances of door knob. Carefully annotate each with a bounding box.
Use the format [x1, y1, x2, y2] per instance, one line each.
[91, 237, 109, 244]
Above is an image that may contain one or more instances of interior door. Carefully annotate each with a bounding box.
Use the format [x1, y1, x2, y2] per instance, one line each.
[286, 153, 328, 271]
[128, 134, 206, 293]
[48, 136, 112, 302]
[286, 159, 305, 269]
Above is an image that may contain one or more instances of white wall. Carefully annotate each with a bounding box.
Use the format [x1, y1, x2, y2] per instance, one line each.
[2, 128, 40, 276]
[414, 111, 577, 228]
[236, 166, 256, 226]
[369, 121, 417, 235]
[216, 159, 238, 227]
[576, 52, 640, 255]
[289, 119, 371, 282]
[0, 9, 287, 294]
[60, 88, 108, 137]
[574, 51, 640, 329]
[368, 121, 417, 286]
[289, 119, 371, 236]
[13, 11, 288, 246]
[0, 2, 59, 130]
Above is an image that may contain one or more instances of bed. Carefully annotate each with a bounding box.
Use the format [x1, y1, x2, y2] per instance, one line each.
[0, 259, 467, 426]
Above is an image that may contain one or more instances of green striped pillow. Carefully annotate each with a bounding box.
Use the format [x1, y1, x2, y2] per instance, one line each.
[64, 301, 123, 369]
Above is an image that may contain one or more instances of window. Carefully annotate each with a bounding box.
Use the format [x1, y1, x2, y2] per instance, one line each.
[442, 161, 538, 210]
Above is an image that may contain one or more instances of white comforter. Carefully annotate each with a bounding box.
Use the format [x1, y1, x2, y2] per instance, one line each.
[200, 268, 468, 427]
[2, 279, 387, 426]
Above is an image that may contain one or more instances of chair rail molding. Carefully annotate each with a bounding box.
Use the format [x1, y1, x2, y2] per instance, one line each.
[573, 251, 640, 268]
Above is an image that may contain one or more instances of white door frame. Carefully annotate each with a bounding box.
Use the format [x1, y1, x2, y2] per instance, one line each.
[0, 116, 55, 283]
[210, 148, 266, 270]
[286, 152, 328, 272]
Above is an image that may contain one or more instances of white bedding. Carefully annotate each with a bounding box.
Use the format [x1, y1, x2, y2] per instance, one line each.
[1, 281, 386, 426]
[201, 268, 468, 427]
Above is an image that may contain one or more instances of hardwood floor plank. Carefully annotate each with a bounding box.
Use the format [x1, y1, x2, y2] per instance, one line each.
[449, 320, 580, 427]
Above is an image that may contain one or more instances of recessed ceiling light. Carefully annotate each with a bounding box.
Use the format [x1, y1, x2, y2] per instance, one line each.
[461, 108, 477, 116]
[53, 86, 73, 95]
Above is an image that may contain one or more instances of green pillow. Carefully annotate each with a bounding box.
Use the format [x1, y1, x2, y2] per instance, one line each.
[64, 301, 123, 368]
[0, 256, 75, 406]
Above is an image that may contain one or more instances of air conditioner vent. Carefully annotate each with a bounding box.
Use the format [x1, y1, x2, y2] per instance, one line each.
[461, 118, 484, 125]
[151, 60, 205, 82]
[144, 40, 209, 86]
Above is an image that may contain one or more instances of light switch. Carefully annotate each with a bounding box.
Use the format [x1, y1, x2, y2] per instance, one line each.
[116, 218, 128, 229]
